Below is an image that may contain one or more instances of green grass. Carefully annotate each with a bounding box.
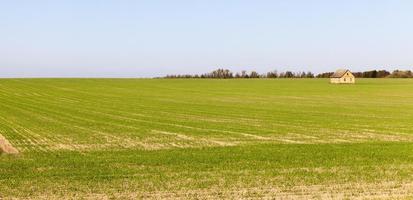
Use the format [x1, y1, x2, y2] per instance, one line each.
[1, 78, 413, 198]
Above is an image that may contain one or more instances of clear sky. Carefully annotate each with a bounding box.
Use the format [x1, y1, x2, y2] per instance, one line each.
[1, 0, 413, 77]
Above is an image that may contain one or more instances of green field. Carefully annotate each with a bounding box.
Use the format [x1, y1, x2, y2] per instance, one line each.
[1, 78, 413, 199]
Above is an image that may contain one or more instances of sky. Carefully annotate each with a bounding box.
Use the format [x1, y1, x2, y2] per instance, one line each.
[1, 0, 413, 77]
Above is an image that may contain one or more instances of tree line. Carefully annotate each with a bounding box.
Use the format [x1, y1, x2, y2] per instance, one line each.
[164, 69, 314, 79]
[163, 69, 413, 79]
[316, 70, 392, 78]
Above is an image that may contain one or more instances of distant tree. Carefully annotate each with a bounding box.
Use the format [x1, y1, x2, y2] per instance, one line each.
[284, 71, 294, 78]
[377, 70, 390, 78]
[241, 71, 249, 78]
[388, 70, 413, 78]
[352, 72, 363, 78]
[203, 69, 234, 78]
[266, 70, 278, 78]
[305, 71, 315, 78]
[250, 71, 260, 78]
[362, 70, 378, 78]
[316, 72, 334, 78]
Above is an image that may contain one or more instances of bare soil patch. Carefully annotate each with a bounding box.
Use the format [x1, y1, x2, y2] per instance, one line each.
[135, 181, 413, 199]
[21, 181, 413, 199]
[0, 134, 19, 154]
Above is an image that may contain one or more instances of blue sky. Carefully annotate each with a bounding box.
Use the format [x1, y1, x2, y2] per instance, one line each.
[1, 0, 413, 77]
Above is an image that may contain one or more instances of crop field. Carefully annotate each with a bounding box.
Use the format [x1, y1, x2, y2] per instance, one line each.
[1, 78, 413, 199]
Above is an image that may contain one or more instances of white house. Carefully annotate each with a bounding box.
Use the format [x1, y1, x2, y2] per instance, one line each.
[330, 69, 355, 84]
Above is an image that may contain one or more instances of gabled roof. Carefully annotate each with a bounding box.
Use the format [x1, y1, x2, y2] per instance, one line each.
[330, 69, 351, 78]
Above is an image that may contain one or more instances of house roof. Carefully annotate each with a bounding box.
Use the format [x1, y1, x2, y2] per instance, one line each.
[330, 69, 351, 78]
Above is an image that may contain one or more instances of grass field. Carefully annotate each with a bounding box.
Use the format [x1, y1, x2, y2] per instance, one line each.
[1, 78, 413, 199]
